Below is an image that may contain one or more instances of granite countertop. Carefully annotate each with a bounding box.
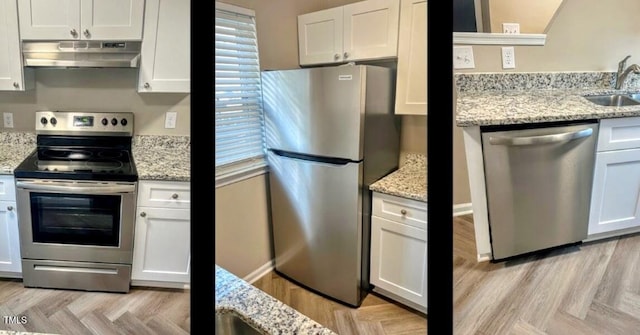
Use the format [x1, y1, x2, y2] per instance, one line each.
[0, 133, 190, 182]
[456, 88, 640, 127]
[369, 153, 426, 202]
[215, 265, 337, 335]
[131, 135, 190, 182]
[0, 132, 36, 174]
[455, 71, 640, 127]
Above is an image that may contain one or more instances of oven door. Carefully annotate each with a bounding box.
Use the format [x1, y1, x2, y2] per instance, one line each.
[15, 179, 137, 264]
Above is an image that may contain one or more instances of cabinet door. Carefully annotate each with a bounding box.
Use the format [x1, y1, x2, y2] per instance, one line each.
[0, 201, 21, 274]
[18, 0, 81, 40]
[0, 0, 30, 91]
[394, 0, 426, 115]
[597, 117, 640, 152]
[80, 0, 144, 40]
[370, 215, 427, 308]
[137, 181, 190, 209]
[589, 149, 640, 235]
[132, 207, 190, 283]
[138, 0, 190, 92]
[342, 0, 400, 62]
[297, 7, 343, 66]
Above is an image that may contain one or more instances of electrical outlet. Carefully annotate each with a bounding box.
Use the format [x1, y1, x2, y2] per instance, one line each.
[502, 47, 516, 69]
[3, 113, 13, 128]
[502, 23, 520, 34]
[453, 46, 475, 69]
[165, 111, 177, 129]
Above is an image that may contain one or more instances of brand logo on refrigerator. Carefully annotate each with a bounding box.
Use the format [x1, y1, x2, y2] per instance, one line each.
[338, 75, 353, 81]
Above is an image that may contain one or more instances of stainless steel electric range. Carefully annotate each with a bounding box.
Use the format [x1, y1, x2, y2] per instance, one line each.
[13, 111, 138, 293]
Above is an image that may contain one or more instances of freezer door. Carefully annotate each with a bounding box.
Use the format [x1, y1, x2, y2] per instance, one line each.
[262, 66, 365, 161]
[268, 151, 364, 306]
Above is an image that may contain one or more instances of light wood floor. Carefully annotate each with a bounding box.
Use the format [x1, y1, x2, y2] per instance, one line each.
[252, 271, 428, 335]
[254, 215, 640, 334]
[454, 214, 640, 335]
[0, 280, 189, 334]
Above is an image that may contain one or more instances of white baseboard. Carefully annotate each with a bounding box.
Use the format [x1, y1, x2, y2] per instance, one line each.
[453, 203, 473, 216]
[243, 260, 275, 284]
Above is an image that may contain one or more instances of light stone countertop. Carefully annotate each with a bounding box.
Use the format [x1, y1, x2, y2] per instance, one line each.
[0, 133, 190, 182]
[456, 88, 640, 127]
[369, 153, 426, 202]
[215, 265, 338, 335]
[0, 132, 36, 174]
[131, 135, 190, 182]
[454, 72, 640, 127]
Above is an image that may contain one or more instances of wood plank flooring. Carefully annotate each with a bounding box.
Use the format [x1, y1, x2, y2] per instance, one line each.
[453, 214, 640, 335]
[252, 271, 428, 335]
[0, 280, 189, 334]
[254, 214, 640, 334]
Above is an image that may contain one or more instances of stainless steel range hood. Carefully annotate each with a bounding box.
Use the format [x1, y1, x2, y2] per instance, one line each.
[22, 41, 141, 68]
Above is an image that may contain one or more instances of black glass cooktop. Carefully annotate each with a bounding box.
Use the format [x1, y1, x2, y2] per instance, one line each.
[14, 136, 138, 182]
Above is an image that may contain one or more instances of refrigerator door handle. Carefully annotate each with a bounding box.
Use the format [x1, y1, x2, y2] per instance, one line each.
[269, 149, 358, 166]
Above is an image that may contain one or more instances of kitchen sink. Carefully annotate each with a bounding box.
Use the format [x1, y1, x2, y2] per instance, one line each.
[215, 311, 264, 335]
[583, 94, 640, 106]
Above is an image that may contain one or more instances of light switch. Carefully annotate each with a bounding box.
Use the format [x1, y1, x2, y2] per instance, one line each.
[165, 111, 177, 129]
[502, 23, 520, 34]
[454, 46, 475, 69]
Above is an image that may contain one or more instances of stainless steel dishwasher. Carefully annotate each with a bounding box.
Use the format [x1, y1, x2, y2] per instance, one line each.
[481, 121, 599, 260]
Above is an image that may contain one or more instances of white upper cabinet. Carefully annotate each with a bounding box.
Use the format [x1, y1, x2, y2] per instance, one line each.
[298, 0, 400, 66]
[394, 0, 426, 115]
[297, 7, 343, 65]
[138, 0, 190, 93]
[0, 0, 33, 91]
[17, 0, 144, 40]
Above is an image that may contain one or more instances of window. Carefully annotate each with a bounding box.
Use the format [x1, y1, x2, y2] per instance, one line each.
[215, 3, 266, 187]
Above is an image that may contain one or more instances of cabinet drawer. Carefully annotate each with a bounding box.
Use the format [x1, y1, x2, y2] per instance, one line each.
[0, 176, 16, 202]
[597, 117, 640, 152]
[372, 192, 426, 230]
[137, 181, 190, 209]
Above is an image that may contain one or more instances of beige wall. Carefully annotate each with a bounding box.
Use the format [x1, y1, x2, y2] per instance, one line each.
[218, 0, 361, 71]
[399, 116, 426, 166]
[453, 0, 640, 204]
[215, 174, 273, 278]
[484, 0, 564, 33]
[0, 69, 189, 135]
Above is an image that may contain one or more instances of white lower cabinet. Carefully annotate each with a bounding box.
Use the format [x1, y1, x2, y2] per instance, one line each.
[370, 192, 427, 313]
[588, 117, 640, 238]
[588, 148, 640, 235]
[132, 181, 190, 287]
[0, 200, 21, 275]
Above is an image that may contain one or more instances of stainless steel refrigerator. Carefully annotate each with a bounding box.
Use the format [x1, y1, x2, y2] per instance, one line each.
[262, 65, 400, 307]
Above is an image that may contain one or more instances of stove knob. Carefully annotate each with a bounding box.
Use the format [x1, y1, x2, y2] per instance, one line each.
[40, 117, 48, 125]
[111, 118, 117, 126]
[101, 118, 108, 126]
[50, 117, 57, 126]
[120, 118, 128, 126]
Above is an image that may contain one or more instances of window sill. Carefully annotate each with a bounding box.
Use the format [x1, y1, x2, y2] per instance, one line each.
[215, 164, 269, 189]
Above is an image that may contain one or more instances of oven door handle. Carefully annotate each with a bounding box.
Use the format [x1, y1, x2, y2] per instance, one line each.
[15, 181, 135, 194]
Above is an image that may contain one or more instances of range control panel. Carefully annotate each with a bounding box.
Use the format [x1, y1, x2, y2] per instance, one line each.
[35, 111, 134, 136]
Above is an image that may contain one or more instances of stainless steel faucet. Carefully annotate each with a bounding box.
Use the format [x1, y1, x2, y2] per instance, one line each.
[615, 55, 640, 90]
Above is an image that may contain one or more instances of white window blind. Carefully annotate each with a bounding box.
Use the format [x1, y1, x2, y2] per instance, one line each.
[215, 4, 266, 182]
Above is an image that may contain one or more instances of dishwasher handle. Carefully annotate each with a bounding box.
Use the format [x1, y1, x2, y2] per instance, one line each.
[489, 127, 593, 146]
